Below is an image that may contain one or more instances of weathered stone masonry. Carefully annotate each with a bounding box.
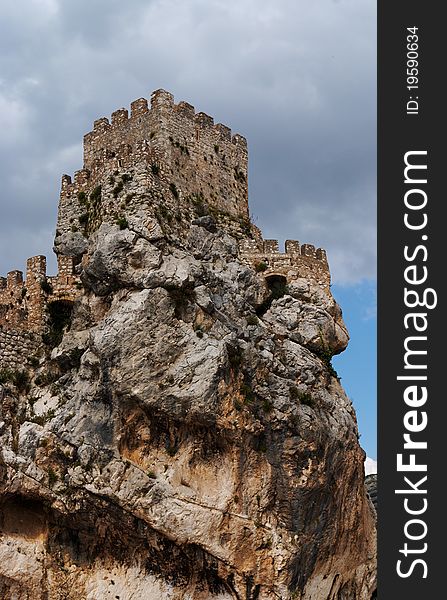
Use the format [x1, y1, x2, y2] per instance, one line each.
[0, 256, 80, 369]
[0, 88, 331, 370]
[239, 238, 330, 291]
[0, 255, 80, 333]
[0, 330, 42, 371]
[56, 89, 250, 242]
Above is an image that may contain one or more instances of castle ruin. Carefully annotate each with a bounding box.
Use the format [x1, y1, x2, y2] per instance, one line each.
[0, 89, 330, 370]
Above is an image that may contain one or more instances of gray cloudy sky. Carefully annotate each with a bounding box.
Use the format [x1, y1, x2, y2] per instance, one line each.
[0, 0, 376, 285]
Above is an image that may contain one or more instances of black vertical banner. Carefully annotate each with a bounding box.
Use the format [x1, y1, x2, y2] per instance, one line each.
[378, 2, 443, 597]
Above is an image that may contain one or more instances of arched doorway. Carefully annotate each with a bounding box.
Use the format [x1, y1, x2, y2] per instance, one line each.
[256, 274, 288, 316]
[43, 300, 74, 347]
[264, 274, 288, 299]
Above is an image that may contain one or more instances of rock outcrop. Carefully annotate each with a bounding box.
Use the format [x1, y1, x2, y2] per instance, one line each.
[365, 475, 378, 512]
[0, 90, 376, 599]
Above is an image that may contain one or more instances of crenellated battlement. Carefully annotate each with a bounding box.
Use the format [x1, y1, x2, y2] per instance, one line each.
[0, 255, 81, 334]
[55, 89, 249, 245]
[238, 238, 330, 291]
[83, 90, 247, 157]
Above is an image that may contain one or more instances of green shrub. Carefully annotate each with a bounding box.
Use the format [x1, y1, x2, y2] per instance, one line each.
[255, 261, 268, 273]
[246, 314, 258, 326]
[90, 185, 102, 205]
[48, 467, 58, 486]
[28, 356, 40, 368]
[240, 383, 255, 404]
[156, 205, 173, 222]
[301, 392, 316, 408]
[314, 344, 339, 379]
[262, 398, 273, 413]
[289, 385, 316, 406]
[121, 173, 132, 183]
[115, 216, 129, 230]
[77, 191, 87, 205]
[299, 393, 315, 407]
[34, 372, 56, 387]
[0, 369, 29, 392]
[270, 282, 289, 300]
[0, 369, 13, 385]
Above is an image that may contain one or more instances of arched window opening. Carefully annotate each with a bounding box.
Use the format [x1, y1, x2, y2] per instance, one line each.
[256, 274, 289, 317]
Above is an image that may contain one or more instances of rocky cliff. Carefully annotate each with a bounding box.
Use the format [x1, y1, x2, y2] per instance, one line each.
[0, 91, 376, 599]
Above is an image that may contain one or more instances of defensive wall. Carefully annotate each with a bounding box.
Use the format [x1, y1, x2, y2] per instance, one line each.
[0, 255, 80, 333]
[239, 238, 331, 291]
[0, 329, 42, 371]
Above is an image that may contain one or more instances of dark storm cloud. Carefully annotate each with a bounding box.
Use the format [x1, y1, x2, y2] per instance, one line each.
[0, 0, 375, 283]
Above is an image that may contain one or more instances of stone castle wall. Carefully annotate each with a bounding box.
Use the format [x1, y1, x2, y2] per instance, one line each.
[239, 238, 331, 291]
[0, 255, 80, 347]
[0, 257, 46, 332]
[0, 329, 42, 371]
[56, 89, 249, 242]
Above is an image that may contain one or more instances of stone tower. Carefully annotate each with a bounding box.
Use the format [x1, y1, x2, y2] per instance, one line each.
[55, 89, 250, 247]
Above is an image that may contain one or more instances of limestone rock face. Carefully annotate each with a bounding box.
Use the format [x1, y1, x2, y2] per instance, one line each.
[0, 223, 376, 599]
[53, 230, 88, 258]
